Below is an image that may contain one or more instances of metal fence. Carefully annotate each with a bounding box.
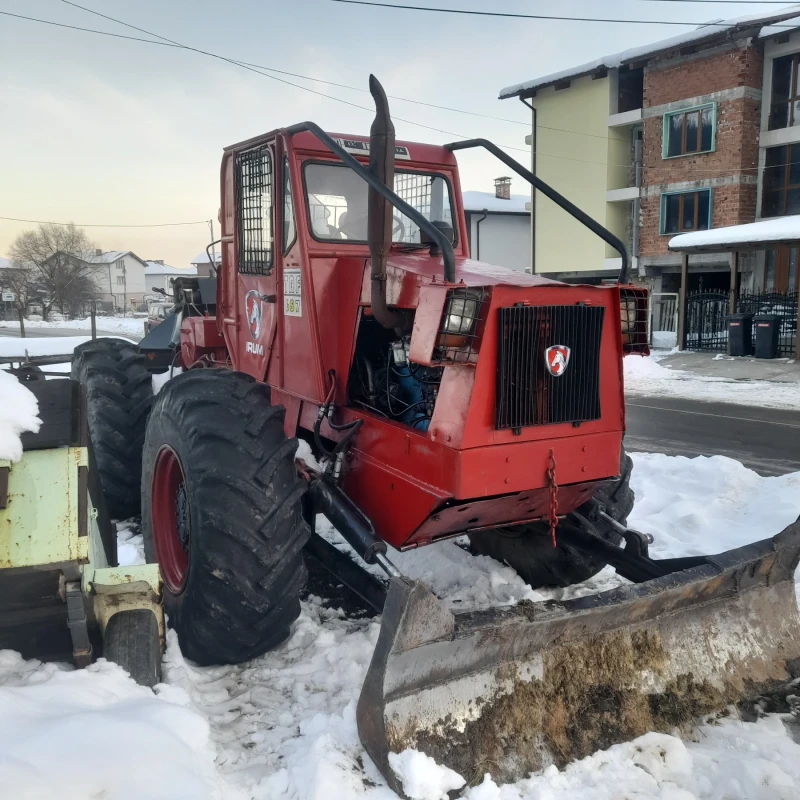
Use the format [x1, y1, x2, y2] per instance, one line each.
[685, 290, 730, 352]
[736, 289, 798, 358]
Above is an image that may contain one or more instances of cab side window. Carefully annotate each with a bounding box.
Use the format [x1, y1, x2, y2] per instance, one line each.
[283, 157, 297, 252]
[235, 145, 273, 274]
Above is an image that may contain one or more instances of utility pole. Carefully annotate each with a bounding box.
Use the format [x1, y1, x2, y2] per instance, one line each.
[209, 219, 217, 273]
[122, 260, 127, 317]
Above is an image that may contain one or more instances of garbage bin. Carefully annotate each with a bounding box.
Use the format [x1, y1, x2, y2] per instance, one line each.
[753, 314, 781, 359]
[726, 312, 753, 357]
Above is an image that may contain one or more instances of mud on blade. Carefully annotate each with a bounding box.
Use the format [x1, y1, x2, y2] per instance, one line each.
[357, 523, 800, 793]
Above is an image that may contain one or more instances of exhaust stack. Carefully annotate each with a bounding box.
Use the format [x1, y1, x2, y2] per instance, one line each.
[367, 75, 409, 332]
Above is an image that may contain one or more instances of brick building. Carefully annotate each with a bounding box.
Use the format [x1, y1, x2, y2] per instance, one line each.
[500, 7, 800, 298]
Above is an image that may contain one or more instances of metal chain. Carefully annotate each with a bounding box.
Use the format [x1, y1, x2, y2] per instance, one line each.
[545, 448, 559, 549]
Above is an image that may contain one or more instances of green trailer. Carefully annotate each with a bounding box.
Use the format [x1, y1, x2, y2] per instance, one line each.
[0, 377, 164, 686]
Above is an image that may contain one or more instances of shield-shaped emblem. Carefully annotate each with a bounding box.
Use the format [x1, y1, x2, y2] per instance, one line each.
[245, 290, 262, 340]
[545, 345, 571, 377]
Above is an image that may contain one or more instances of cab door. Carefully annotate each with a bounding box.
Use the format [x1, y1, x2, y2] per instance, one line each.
[230, 141, 279, 379]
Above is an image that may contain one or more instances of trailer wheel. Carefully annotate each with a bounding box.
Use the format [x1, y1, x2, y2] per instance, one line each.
[141, 369, 310, 666]
[72, 338, 153, 519]
[469, 448, 634, 588]
[103, 609, 162, 687]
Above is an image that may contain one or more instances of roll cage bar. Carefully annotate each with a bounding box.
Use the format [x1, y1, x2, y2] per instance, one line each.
[283, 123, 630, 285]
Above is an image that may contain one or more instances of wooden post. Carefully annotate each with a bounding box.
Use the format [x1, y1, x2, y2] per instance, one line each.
[677, 253, 689, 351]
[90, 300, 97, 340]
[729, 251, 739, 316]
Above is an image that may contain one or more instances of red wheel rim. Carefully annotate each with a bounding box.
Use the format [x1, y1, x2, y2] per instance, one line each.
[151, 446, 190, 594]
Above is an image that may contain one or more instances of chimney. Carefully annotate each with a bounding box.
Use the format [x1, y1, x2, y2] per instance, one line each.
[95, 248, 103, 256]
[154, 259, 164, 265]
[494, 177, 511, 200]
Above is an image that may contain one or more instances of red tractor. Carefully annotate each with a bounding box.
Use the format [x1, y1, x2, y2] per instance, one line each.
[73, 77, 800, 791]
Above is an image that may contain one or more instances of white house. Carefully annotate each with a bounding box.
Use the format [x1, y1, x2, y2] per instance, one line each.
[190, 250, 222, 275]
[145, 260, 198, 296]
[89, 250, 148, 311]
[462, 178, 531, 273]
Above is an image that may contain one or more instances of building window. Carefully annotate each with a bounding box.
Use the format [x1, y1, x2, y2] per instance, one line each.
[662, 104, 715, 158]
[660, 189, 712, 234]
[763, 144, 800, 217]
[768, 53, 800, 130]
[116, 275, 125, 286]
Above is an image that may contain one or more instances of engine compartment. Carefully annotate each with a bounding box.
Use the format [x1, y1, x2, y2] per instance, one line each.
[347, 316, 443, 432]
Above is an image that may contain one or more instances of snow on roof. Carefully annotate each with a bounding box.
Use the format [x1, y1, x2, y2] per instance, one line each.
[191, 250, 222, 265]
[462, 191, 530, 213]
[499, 6, 800, 99]
[669, 215, 800, 251]
[144, 261, 198, 275]
[88, 250, 127, 264]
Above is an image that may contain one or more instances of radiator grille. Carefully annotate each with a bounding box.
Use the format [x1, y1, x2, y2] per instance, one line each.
[496, 305, 605, 431]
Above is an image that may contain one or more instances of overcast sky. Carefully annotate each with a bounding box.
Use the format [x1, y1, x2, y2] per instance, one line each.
[0, 0, 788, 267]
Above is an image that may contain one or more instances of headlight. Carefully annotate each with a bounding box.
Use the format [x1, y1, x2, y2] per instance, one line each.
[620, 297, 637, 339]
[442, 293, 479, 335]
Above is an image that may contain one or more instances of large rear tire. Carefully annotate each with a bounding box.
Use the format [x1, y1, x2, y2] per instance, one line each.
[468, 447, 634, 588]
[71, 338, 153, 519]
[141, 369, 310, 665]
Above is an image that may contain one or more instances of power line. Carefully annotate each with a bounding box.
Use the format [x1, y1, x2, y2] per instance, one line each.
[5, 7, 785, 176]
[3, 10, 530, 155]
[0, 215, 208, 228]
[330, 0, 800, 26]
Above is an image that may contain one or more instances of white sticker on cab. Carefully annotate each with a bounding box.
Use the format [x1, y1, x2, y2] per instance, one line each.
[284, 268, 302, 317]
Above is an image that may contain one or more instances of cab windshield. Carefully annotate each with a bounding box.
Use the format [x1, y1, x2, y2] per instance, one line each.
[304, 162, 455, 246]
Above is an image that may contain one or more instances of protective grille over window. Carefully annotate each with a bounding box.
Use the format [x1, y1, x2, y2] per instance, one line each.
[235, 146, 273, 275]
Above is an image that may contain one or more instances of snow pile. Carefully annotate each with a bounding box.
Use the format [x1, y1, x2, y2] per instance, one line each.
[389, 750, 465, 800]
[0, 650, 240, 800]
[624, 353, 800, 409]
[0, 335, 92, 360]
[669, 214, 800, 250]
[0, 316, 144, 335]
[629, 453, 800, 566]
[117, 519, 146, 566]
[0, 370, 41, 461]
[463, 722, 800, 800]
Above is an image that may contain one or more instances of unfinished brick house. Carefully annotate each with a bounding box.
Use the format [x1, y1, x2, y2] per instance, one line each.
[501, 7, 800, 298]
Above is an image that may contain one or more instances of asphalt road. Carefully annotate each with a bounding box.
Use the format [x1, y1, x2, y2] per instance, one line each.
[626, 395, 800, 477]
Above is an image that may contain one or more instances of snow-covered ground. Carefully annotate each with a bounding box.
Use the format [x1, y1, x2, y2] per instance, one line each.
[625, 352, 800, 410]
[2, 453, 799, 799]
[0, 315, 144, 336]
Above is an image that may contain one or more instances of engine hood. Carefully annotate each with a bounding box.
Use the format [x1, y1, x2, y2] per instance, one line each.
[383, 252, 564, 288]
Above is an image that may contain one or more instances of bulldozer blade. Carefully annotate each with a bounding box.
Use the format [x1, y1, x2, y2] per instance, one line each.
[357, 522, 800, 793]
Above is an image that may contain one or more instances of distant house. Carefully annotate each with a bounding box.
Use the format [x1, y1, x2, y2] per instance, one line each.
[462, 178, 531, 272]
[190, 250, 221, 276]
[0, 257, 15, 319]
[145, 260, 198, 296]
[89, 250, 148, 311]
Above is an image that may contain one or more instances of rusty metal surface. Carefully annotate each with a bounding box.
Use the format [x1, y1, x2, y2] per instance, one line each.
[357, 523, 800, 794]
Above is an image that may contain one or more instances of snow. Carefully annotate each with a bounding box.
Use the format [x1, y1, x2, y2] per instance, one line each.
[624, 352, 800, 410]
[145, 262, 198, 276]
[670, 214, 800, 251]
[0, 651, 239, 800]
[0, 316, 144, 335]
[0, 371, 41, 461]
[388, 750, 465, 800]
[461, 191, 530, 214]
[499, 6, 800, 98]
[77, 452, 800, 800]
[0, 335, 92, 359]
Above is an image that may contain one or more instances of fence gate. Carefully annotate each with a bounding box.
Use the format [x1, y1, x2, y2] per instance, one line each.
[737, 290, 798, 358]
[685, 290, 730, 352]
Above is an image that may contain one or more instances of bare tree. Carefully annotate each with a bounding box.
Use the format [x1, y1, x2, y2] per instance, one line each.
[9, 223, 100, 320]
[0, 261, 41, 337]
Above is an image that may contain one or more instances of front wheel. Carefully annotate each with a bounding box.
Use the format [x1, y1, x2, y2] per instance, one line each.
[469, 447, 634, 588]
[141, 369, 310, 665]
